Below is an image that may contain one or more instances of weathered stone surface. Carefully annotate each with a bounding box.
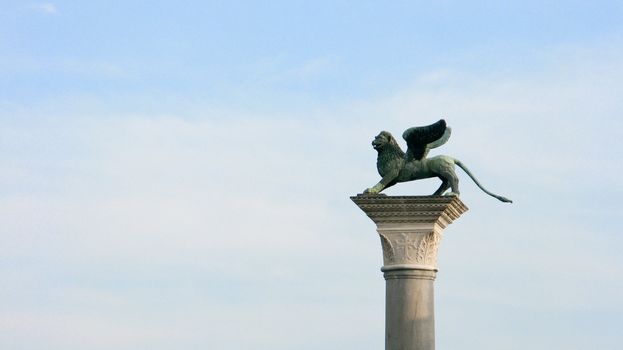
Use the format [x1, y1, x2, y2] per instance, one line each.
[384, 269, 436, 350]
[351, 194, 468, 271]
[351, 195, 468, 350]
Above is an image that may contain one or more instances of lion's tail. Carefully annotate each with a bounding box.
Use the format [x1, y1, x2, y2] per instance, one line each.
[454, 159, 513, 203]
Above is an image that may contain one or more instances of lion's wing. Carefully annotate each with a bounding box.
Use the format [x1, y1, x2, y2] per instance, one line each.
[402, 119, 448, 161]
[426, 126, 451, 148]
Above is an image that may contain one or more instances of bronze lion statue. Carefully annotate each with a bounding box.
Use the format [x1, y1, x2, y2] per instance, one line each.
[363, 119, 512, 203]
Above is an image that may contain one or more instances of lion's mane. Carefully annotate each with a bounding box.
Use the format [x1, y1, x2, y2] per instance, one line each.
[376, 131, 405, 177]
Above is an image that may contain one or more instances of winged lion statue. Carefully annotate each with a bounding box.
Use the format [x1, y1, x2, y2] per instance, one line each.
[363, 119, 512, 203]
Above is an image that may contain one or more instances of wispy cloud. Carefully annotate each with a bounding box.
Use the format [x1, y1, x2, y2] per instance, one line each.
[31, 2, 58, 15]
[0, 57, 130, 79]
[240, 55, 338, 86]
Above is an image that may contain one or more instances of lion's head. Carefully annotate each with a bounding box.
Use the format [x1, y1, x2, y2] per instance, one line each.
[372, 131, 400, 151]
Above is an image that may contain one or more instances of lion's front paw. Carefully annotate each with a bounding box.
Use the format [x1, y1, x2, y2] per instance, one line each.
[363, 188, 378, 195]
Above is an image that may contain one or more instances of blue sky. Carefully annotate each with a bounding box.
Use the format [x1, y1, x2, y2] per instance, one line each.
[1, 1, 623, 350]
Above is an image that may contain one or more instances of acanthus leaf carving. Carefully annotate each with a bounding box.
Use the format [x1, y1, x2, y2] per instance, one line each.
[379, 233, 394, 262]
[378, 230, 441, 268]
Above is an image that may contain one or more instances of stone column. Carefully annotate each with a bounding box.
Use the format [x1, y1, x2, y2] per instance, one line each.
[351, 195, 468, 350]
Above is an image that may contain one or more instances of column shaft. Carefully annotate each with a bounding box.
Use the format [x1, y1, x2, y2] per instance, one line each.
[384, 269, 436, 350]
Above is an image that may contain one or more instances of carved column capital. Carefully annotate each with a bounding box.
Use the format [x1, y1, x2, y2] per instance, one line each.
[351, 195, 468, 271]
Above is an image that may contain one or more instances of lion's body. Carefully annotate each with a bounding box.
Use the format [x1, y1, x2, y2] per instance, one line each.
[404, 155, 457, 180]
[364, 131, 512, 203]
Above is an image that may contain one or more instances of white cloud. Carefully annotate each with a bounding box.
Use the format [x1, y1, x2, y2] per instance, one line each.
[239, 55, 338, 87]
[0, 57, 130, 79]
[31, 2, 58, 15]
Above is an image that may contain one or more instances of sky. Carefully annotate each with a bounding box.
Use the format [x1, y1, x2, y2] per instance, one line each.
[1, 1, 623, 349]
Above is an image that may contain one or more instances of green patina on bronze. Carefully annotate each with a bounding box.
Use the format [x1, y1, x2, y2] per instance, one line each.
[363, 119, 512, 203]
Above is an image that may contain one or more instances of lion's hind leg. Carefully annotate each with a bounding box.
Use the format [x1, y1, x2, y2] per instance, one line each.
[437, 163, 460, 197]
[433, 178, 450, 195]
